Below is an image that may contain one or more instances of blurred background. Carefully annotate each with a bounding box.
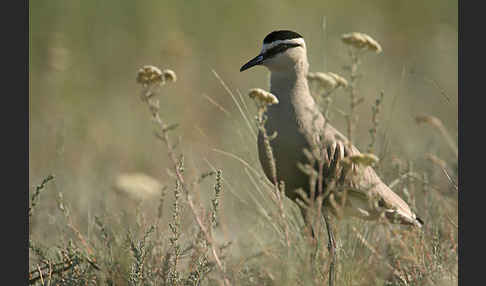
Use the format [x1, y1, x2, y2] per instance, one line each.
[29, 0, 457, 252]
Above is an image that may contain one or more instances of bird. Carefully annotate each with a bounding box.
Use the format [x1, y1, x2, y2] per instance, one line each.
[240, 30, 423, 285]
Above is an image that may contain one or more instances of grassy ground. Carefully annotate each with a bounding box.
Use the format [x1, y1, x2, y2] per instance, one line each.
[29, 1, 457, 285]
[29, 50, 457, 286]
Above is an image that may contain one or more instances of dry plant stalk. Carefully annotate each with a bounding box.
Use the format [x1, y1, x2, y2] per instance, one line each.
[415, 114, 458, 158]
[367, 91, 384, 154]
[211, 169, 223, 228]
[426, 153, 458, 191]
[351, 226, 402, 278]
[29, 174, 55, 218]
[29, 260, 77, 284]
[341, 32, 383, 146]
[136, 65, 230, 286]
[56, 193, 101, 270]
[247, 88, 291, 250]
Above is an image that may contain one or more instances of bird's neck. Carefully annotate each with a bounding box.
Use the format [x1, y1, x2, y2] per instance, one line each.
[269, 59, 315, 110]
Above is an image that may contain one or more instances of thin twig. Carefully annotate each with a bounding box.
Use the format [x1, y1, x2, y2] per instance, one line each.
[212, 69, 256, 140]
[441, 167, 458, 191]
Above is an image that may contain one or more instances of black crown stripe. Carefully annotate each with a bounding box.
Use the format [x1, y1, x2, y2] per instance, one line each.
[263, 30, 303, 44]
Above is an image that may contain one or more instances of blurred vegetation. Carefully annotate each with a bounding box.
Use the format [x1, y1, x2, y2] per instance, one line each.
[29, 0, 457, 285]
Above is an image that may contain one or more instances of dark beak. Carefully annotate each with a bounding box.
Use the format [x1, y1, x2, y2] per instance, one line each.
[240, 54, 264, 72]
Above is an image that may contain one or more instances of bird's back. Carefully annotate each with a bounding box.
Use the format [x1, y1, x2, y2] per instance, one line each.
[257, 73, 422, 227]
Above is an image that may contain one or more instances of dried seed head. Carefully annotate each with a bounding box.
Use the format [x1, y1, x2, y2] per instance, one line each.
[308, 72, 337, 90]
[137, 65, 164, 86]
[307, 72, 348, 91]
[136, 65, 177, 90]
[248, 88, 279, 106]
[341, 32, 382, 53]
[114, 173, 163, 201]
[361, 34, 382, 53]
[162, 69, 177, 83]
[345, 153, 380, 167]
[327, 72, 348, 88]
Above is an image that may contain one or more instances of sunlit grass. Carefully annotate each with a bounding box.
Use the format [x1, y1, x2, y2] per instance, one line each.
[29, 30, 457, 285]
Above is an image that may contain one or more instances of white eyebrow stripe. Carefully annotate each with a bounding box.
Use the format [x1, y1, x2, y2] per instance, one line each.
[261, 38, 305, 54]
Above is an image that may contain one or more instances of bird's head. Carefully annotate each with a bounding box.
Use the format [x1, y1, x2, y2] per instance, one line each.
[240, 30, 308, 73]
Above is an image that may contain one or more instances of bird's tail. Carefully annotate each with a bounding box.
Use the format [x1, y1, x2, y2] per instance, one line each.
[386, 207, 424, 228]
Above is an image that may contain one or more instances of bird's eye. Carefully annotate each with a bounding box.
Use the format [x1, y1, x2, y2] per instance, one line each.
[286, 43, 301, 48]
